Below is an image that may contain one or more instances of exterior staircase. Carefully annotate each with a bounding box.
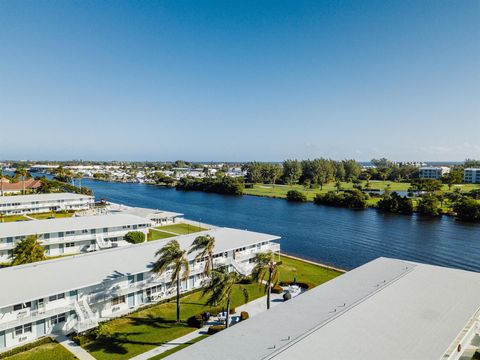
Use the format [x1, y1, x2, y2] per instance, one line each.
[95, 234, 109, 249]
[73, 299, 98, 333]
[229, 259, 249, 276]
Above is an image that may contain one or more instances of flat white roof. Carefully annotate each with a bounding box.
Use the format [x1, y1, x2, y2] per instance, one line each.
[464, 168, 480, 171]
[0, 227, 280, 307]
[169, 257, 480, 360]
[0, 193, 93, 205]
[0, 214, 151, 238]
[107, 204, 183, 219]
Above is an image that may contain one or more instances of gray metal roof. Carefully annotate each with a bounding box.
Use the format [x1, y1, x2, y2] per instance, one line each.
[0, 227, 280, 307]
[168, 257, 480, 360]
[0, 192, 93, 205]
[0, 214, 151, 238]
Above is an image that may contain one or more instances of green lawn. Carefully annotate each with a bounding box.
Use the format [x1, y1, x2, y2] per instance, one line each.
[29, 212, 74, 220]
[0, 215, 30, 223]
[244, 181, 480, 207]
[148, 335, 209, 359]
[1, 338, 76, 360]
[81, 256, 342, 360]
[154, 223, 208, 235]
[147, 229, 177, 241]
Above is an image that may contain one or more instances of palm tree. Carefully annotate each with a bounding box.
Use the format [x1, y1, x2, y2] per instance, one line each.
[203, 268, 248, 328]
[0, 169, 5, 197]
[251, 251, 281, 310]
[75, 172, 83, 189]
[152, 240, 190, 323]
[188, 235, 215, 277]
[14, 168, 30, 195]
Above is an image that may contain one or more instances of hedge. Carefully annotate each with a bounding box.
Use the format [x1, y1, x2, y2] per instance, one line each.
[208, 325, 226, 335]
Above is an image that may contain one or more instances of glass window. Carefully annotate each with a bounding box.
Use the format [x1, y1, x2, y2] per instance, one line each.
[23, 323, 32, 333]
[14, 326, 23, 336]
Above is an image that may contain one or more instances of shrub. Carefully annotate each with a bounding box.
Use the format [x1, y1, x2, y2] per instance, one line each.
[271, 285, 284, 294]
[229, 307, 236, 315]
[286, 190, 307, 202]
[187, 314, 204, 328]
[417, 194, 442, 216]
[71, 334, 89, 347]
[239, 277, 253, 284]
[453, 198, 480, 222]
[124, 231, 146, 244]
[240, 311, 249, 321]
[208, 325, 226, 335]
[314, 190, 368, 209]
[377, 192, 413, 215]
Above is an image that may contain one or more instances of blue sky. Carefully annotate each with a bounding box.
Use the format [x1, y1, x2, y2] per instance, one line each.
[0, 0, 479, 161]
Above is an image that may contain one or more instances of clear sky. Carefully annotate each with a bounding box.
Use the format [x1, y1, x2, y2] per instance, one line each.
[0, 0, 479, 162]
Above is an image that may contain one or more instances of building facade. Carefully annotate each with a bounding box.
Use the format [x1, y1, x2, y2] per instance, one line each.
[0, 228, 280, 351]
[0, 193, 94, 216]
[464, 168, 480, 184]
[0, 214, 151, 262]
[418, 166, 450, 179]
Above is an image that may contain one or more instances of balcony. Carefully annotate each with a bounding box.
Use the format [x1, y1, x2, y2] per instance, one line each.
[0, 305, 74, 332]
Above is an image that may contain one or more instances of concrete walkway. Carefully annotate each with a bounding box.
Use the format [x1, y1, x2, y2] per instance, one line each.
[130, 292, 287, 360]
[54, 335, 96, 360]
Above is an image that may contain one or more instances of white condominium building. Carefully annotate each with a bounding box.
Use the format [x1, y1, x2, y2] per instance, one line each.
[0, 214, 152, 262]
[0, 193, 94, 216]
[419, 166, 450, 179]
[0, 228, 280, 351]
[464, 168, 480, 184]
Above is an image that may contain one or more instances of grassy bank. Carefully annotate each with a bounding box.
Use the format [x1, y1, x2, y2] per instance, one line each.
[80, 255, 342, 360]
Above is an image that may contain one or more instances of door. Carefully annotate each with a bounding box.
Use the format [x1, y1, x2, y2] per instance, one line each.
[36, 320, 45, 337]
[0, 331, 5, 349]
[59, 244, 64, 254]
[127, 293, 135, 307]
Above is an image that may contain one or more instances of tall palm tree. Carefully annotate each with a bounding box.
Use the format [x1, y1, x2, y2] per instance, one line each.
[251, 251, 281, 310]
[188, 235, 215, 277]
[152, 240, 190, 323]
[203, 268, 248, 328]
[14, 168, 30, 195]
[0, 169, 5, 197]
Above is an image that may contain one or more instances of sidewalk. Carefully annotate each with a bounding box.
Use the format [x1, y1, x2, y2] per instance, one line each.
[54, 335, 96, 360]
[130, 292, 286, 360]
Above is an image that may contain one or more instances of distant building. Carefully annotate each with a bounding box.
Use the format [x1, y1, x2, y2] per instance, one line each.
[0, 179, 42, 195]
[464, 168, 480, 184]
[0, 193, 94, 216]
[107, 203, 183, 225]
[170, 257, 480, 360]
[419, 166, 450, 180]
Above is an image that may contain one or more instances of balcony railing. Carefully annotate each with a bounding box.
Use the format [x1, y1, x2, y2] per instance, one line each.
[0, 305, 74, 332]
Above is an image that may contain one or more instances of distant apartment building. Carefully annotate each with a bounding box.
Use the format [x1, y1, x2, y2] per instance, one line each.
[0, 228, 280, 351]
[418, 166, 450, 180]
[464, 168, 480, 184]
[0, 193, 94, 216]
[0, 215, 152, 262]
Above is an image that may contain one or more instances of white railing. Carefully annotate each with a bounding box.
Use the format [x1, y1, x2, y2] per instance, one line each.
[0, 305, 74, 332]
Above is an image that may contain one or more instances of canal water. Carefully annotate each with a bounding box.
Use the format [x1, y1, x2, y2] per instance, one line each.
[79, 178, 480, 272]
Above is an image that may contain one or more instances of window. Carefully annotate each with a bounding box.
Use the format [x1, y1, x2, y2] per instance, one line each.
[14, 324, 32, 336]
[13, 302, 31, 311]
[82, 229, 89, 234]
[65, 242, 75, 247]
[111, 296, 126, 306]
[50, 313, 66, 325]
[49, 293, 65, 302]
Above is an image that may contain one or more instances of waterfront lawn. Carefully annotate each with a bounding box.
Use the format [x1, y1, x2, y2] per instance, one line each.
[148, 335, 209, 360]
[278, 255, 342, 288]
[147, 229, 177, 241]
[0, 215, 30, 223]
[154, 223, 208, 235]
[29, 212, 74, 220]
[81, 257, 341, 360]
[244, 182, 480, 203]
[0, 338, 76, 360]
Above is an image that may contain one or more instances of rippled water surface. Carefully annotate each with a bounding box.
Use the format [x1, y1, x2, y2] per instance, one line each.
[83, 178, 480, 271]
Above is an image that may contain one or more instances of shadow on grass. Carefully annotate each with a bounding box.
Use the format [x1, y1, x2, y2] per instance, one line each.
[84, 316, 193, 356]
